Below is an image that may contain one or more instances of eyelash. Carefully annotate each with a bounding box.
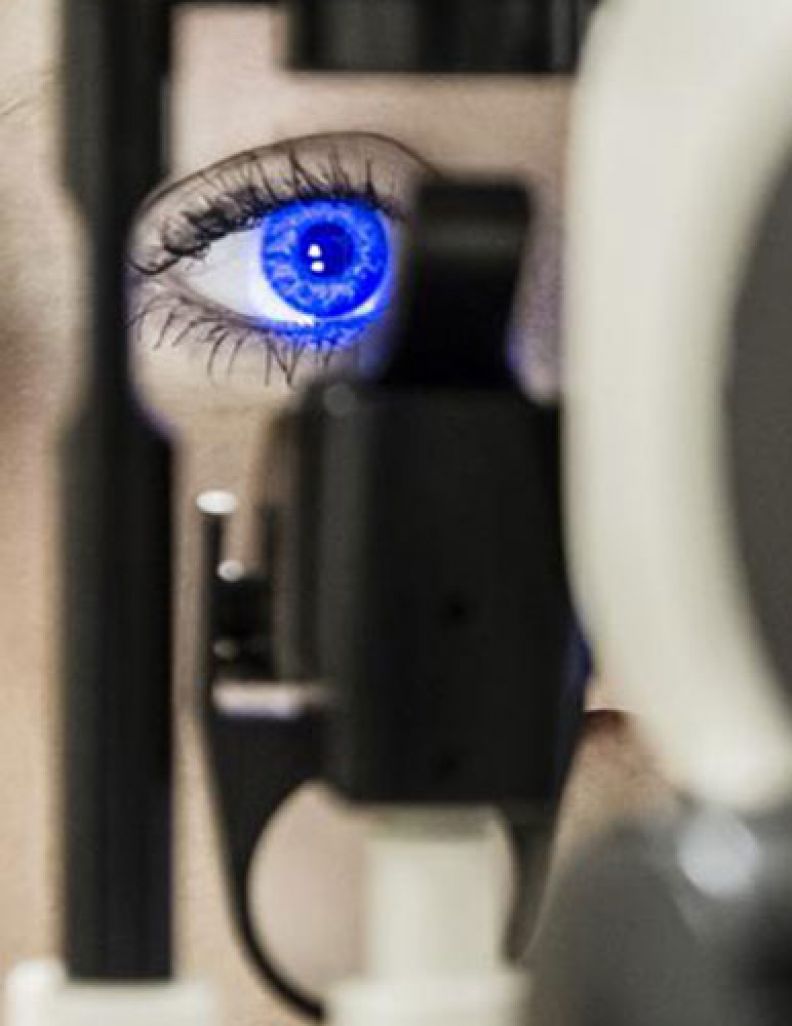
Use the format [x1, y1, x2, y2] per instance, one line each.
[129, 143, 409, 384]
[129, 289, 366, 386]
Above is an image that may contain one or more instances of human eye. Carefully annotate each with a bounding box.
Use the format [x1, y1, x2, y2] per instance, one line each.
[129, 133, 430, 397]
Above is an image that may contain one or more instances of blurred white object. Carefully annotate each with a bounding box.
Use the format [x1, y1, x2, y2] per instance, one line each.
[329, 810, 527, 1026]
[4, 961, 217, 1026]
[567, 0, 792, 809]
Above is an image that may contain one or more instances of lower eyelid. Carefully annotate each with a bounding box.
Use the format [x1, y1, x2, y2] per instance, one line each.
[130, 279, 374, 388]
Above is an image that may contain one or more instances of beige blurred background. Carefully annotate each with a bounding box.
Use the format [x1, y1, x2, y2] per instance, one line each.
[0, 2, 674, 1024]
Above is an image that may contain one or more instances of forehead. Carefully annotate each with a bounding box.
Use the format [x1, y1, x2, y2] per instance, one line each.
[0, 0, 81, 398]
[0, 0, 54, 101]
[172, 6, 570, 191]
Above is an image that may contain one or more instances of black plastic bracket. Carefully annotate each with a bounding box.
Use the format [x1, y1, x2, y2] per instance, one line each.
[314, 183, 577, 808]
[197, 493, 326, 1019]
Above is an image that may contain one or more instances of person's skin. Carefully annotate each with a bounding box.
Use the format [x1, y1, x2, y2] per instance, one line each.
[0, 2, 676, 1024]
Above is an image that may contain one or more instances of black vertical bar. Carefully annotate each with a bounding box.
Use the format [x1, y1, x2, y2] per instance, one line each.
[61, 0, 174, 979]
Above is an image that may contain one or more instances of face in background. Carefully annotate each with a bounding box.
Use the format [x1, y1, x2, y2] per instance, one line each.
[0, 3, 675, 1025]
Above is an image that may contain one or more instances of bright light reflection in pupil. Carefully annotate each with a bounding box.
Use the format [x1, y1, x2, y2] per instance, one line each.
[299, 223, 354, 279]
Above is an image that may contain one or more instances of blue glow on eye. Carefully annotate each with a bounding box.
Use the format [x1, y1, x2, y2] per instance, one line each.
[261, 198, 391, 320]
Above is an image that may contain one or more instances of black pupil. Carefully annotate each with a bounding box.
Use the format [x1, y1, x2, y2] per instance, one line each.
[298, 222, 355, 280]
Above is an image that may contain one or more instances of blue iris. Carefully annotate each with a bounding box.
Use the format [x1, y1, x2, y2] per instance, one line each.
[261, 198, 391, 320]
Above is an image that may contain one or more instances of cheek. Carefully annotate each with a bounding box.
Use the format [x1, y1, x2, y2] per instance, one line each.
[0, 114, 80, 404]
[547, 712, 679, 887]
[131, 300, 297, 417]
[0, 90, 80, 956]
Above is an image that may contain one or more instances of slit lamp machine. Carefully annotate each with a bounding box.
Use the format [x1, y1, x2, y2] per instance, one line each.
[7, 2, 792, 1026]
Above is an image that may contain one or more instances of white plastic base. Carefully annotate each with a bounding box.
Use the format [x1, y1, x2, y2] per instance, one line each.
[4, 961, 218, 1026]
[331, 972, 528, 1026]
[329, 811, 527, 1026]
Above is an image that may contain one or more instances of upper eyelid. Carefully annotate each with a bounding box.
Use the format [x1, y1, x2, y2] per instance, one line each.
[130, 132, 435, 275]
[139, 131, 434, 210]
